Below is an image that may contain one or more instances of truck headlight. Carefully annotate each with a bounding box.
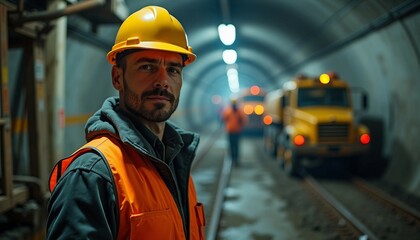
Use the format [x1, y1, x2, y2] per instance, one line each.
[293, 135, 305, 146]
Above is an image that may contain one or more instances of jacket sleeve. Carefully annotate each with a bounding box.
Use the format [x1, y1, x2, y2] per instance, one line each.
[47, 152, 118, 240]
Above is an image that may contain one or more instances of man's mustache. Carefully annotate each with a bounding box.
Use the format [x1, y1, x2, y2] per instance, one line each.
[142, 88, 175, 102]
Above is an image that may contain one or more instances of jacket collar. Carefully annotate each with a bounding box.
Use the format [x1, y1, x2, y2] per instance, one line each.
[85, 97, 200, 159]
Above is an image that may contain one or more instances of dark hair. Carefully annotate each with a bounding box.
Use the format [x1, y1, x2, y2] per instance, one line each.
[116, 49, 188, 69]
[115, 49, 141, 69]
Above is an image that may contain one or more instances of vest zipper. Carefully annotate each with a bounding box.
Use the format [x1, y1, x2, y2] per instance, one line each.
[147, 155, 189, 239]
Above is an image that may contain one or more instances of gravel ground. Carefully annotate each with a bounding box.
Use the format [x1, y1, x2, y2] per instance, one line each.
[256, 139, 420, 240]
[258, 146, 342, 240]
[369, 179, 420, 213]
[320, 179, 420, 239]
[212, 137, 420, 240]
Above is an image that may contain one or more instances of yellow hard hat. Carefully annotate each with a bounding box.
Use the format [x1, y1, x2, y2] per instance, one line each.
[107, 6, 196, 66]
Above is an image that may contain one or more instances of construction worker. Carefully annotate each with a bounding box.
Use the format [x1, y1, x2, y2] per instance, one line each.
[222, 99, 248, 166]
[47, 6, 205, 240]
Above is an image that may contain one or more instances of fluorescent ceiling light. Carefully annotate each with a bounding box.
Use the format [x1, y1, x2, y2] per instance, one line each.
[223, 49, 237, 64]
[228, 76, 240, 93]
[218, 24, 236, 46]
[227, 68, 238, 78]
[226, 65, 239, 93]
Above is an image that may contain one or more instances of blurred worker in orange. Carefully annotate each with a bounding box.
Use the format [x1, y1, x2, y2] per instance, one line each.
[47, 6, 205, 240]
[222, 99, 248, 166]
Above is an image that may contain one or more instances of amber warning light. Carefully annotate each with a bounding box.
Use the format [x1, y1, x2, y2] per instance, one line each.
[319, 73, 331, 84]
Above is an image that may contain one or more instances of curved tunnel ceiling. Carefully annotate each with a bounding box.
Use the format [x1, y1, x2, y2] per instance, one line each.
[137, 1, 386, 87]
[58, 0, 416, 101]
[105, 0, 417, 129]
[125, 0, 336, 92]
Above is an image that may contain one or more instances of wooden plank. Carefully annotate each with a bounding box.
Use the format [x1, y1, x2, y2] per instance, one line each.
[0, 2, 14, 214]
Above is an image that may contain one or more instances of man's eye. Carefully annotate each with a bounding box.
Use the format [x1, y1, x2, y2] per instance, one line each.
[139, 64, 154, 71]
[168, 67, 182, 75]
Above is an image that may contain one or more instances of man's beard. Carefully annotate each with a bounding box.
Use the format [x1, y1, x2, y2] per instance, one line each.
[123, 80, 179, 122]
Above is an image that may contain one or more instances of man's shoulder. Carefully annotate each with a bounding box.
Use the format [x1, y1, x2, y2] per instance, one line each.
[65, 151, 113, 182]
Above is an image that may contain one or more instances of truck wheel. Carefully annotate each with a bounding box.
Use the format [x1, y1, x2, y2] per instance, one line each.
[271, 136, 278, 158]
[284, 149, 301, 177]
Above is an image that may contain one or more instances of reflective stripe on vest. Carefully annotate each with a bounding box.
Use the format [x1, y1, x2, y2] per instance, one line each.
[49, 136, 205, 240]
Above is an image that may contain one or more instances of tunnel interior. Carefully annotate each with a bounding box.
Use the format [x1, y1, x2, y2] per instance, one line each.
[4, 0, 420, 207]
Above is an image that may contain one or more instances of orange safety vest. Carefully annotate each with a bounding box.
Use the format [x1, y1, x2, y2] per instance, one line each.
[223, 107, 246, 133]
[50, 136, 205, 240]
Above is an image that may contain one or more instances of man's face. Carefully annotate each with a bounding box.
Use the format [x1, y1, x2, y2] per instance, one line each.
[113, 50, 184, 122]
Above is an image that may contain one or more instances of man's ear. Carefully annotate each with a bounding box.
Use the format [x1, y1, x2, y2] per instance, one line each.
[112, 66, 123, 90]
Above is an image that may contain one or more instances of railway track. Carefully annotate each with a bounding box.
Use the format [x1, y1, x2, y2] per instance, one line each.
[189, 128, 230, 240]
[195, 136, 420, 239]
[303, 174, 420, 240]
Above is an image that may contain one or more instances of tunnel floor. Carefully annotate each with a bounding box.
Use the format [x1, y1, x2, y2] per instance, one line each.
[192, 131, 340, 240]
[192, 130, 420, 240]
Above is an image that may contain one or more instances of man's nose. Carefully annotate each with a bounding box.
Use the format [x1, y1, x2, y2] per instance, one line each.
[153, 68, 169, 88]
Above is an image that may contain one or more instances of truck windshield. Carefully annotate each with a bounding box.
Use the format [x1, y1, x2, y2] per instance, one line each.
[242, 95, 265, 102]
[298, 87, 349, 107]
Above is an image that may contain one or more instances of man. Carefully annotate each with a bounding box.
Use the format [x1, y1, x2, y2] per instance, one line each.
[222, 99, 247, 166]
[47, 6, 205, 240]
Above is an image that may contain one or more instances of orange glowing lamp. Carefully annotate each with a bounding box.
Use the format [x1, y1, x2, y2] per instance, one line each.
[294, 135, 305, 146]
[243, 105, 254, 115]
[263, 115, 272, 125]
[250, 85, 260, 95]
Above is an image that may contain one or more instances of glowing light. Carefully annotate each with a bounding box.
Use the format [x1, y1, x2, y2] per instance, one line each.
[223, 49, 237, 64]
[227, 68, 238, 77]
[294, 135, 305, 146]
[218, 24, 236, 46]
[227, 67, 239, 93]
[360, 133, 370, 145]
[319, 73, 330, 84]
[263, 115, 273, 125]
[250, 85, 260, 95]
[243, 105, 253, 115]
[254, 105, 264, 115]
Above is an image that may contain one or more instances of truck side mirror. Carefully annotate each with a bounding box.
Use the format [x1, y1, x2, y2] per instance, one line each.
[362, 94, 368, 110]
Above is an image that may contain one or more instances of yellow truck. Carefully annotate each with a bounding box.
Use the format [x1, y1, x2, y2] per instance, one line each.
[263, 73, 370, 176]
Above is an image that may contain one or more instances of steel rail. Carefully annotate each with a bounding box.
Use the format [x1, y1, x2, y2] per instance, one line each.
[352, 177, 420, 225]
[205, 153, 232, 240]
[304, 175, 380, 240]
[191, 129, 223, 171]
[190, 128, 227, 239]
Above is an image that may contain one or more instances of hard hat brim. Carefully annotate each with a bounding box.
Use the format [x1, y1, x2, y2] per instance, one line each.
[107, 41, 196, 66]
